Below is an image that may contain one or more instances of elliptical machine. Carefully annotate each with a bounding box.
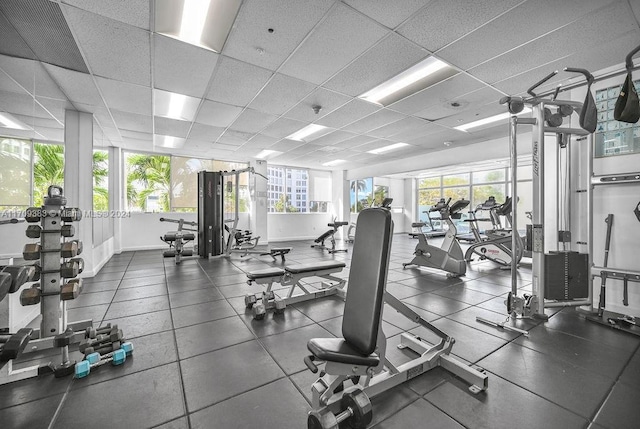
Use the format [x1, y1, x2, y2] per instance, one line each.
[464, 196, 524, 268]
[403, 198, 469, 277]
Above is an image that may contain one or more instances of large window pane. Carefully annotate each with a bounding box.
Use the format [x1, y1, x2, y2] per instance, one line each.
[472, 168, 505, 184]
[268, 166, 308, 213]
[418, 189, 442, 222]
[33, 143, 64, 206]
[373, 185, 388, 206]
[418, 176, 440, 188]
[443, 186, 469, 202]
[93, 150, 109, 211]
[215, 161, 250, 214]
[171, 156, 214, 211]
[350, 178, 373, 213]
[0, 138, 31, 208]
[472, 184, 506, 209]
[442, 173, 469, 186]
[514, 180, 533, 230]
[125, 152, 171, 212]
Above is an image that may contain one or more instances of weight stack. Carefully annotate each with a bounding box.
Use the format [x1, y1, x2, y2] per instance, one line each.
[543, 251, 589, 300]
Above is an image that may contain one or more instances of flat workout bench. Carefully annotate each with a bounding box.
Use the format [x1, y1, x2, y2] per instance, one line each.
[245, 260, 346, 320]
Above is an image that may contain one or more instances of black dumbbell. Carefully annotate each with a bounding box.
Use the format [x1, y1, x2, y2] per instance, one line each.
[79, 330, 124, 353]
[24, 207, 42, 223]
[19, 286, 41, 306]
[60, 260, 81, 278]
[85, 324, 116, 339]
[61, 208, 82, 222]
[61, 241, 79, 258]
[0, 265, 32, 293]
[60, 282, 80, 301]
[22, 243, 41, 260]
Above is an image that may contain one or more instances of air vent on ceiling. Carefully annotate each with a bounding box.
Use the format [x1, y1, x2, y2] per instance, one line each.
[0, 0, 89, 73]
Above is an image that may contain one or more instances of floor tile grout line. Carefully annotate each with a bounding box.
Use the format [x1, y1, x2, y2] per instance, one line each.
[588, 341, 640, 425]
[161, 252, 193, 429]
[46, 376, 74, 429]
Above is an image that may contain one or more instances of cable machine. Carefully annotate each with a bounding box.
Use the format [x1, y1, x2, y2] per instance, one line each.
[197, 167, 266, 258]
[478, 69, 595, 334]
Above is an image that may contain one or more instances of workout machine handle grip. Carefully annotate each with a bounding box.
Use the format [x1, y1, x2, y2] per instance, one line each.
[527, 70, 558, 97]
[625, 43, 640, 71]
[304, 355, 319, 373]
[564, 67, 594, 84]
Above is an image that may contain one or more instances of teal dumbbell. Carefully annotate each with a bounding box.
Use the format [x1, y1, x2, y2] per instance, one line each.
[74, 342, 134, 378]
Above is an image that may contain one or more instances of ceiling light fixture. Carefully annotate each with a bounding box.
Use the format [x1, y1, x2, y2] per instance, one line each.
[154, 134, 185, 148]
[167, 92, 187, 119]
[155, 0, 242, 52]
[286, 124, 329, 142]
[453, 107, 532, 132]
[322, 159, 346, 167]
[367, 142, 409, 155]
[154, 89, 200, 121]
[255, 149, 281, 159]
[359, 56, 457, 106]
[0, 112, 32, 130]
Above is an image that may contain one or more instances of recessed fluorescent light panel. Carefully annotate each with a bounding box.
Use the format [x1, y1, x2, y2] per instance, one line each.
[367, 142, 409, 155]
[0, 112, 33, 130]
[255, 149, 281, 159]
[286, 124, 330, 142]
[154, 134, 186, 148]
[155, 0, 242, 52]
[154, 89, 200, 121]
[359, 56, 458, 106]
[322, 159, 346, 167]
[454, 107, 532, 132]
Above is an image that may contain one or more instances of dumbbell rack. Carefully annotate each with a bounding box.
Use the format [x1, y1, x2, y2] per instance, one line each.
[1, 186, 92, 384]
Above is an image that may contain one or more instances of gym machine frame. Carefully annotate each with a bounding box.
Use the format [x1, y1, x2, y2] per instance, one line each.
[160, 217, 198, 264]
[478, 70, 594, 334]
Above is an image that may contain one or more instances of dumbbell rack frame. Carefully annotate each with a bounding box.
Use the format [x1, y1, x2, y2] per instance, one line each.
[1, 191, 91, 384]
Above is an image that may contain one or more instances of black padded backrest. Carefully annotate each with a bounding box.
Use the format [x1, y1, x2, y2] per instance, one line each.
[342, 208, 393, 355]
[495, 196, 513, 216]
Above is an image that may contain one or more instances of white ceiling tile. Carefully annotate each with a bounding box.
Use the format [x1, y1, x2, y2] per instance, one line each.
[223, 0, 335, 71]
[229, 108, 278, 133]
[120, 130, 153, 141]
[61, 0, 150, 30]
[154, 117, 191, 138]
[63, 5, 151, 86]
[13, 114, 62, 129]
[324, 33, 427, 96]
[249, 73, 316, 115]
[121, 137, 154, 152]
[0, 69, 27, 94]
[110, 109, 152, 133]
[341, 108, 407, 134]
[367, 116, 430, 139]
[100, 126, 122, 142]
[434, 101, 504, 128]
[43, 64, 103, 106]
[398, 0, 522, 52]
[310, 130, 358, 146]
[95, 76, 151, 115]
[414, 86, 505, 120]
[0, 56, 67, 100]
[195, 100, 243, 127]
[188, 123, 226, 142]
[468, 1, 638, 84]
[206, 56, 273, 106]
[218, 129, 253, 146]
[72, 102, 106, 114]
[344, 0, 429, 28]
[261, 117, 307, 139]
[279, 3, 388, 85]
[387, 74, 481, 115]
[153, 35, 219, 97]
[248, 134, 279, 147]
[283, 88, 351, 122]
[34, 126, 65, 142]
[437, 0, 608, 71]
[335, 134, 378, 148]
[315, 98, 380, 129]
[268, 139, 305, 152]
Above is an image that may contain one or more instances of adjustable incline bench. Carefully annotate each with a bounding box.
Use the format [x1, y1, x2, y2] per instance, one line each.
[225, 225, 292, 261]
[312, 220, 348, 254]
[303, 208, 488, 429]
[245, 261, 346, 320]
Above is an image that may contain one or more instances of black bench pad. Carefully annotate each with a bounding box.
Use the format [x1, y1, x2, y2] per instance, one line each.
[308, 338, 379, 367]
[285, 261, 345, 274]
[164, 232, 195, 241]
[247, 268, 285, 280]
[270, 247, 292, 254]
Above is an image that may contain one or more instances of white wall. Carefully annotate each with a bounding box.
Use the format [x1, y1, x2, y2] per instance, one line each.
[268, 213, 334, 242]
[0, 221, 29, 258]
[120, 212, 199, 251]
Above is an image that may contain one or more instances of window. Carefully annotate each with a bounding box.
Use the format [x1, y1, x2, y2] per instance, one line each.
[93, 150, 109, 211]
[268, 166, 309, 213]
[373, 185, 389, 206]
[33, 142, 64, 207]
[124, 152, 171, 212]
[594, 79, 640, 158]
[214, 161, 250, 215]
[171, 156, 214, 212]
[350, 178, 373, 213]
[472, 168, 505, 184]
[0, 138, 31, 209]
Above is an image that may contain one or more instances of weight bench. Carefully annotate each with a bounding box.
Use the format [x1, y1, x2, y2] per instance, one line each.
[303, 208, 488, 428]
[245, 260, 346, 320]
[311, 220, 349, 254]
[259, 247, 292, 262]
[160, 217, 197, 265]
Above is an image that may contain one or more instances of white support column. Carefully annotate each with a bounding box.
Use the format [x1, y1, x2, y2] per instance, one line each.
[63, 110, 94, 273]
[110, 146, 123, 254]
[250, 159, 268, 244]
[331, 170, 349, 239]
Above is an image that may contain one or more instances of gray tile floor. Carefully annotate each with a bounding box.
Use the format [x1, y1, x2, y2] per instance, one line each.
[1, 234, 639, 428]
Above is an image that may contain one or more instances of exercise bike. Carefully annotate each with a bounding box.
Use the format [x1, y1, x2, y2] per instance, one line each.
[403, 198, 469, 277]
[464, 196, 524, 268]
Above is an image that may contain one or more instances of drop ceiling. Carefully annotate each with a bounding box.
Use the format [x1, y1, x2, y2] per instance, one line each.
[0, 0, 638, 173]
